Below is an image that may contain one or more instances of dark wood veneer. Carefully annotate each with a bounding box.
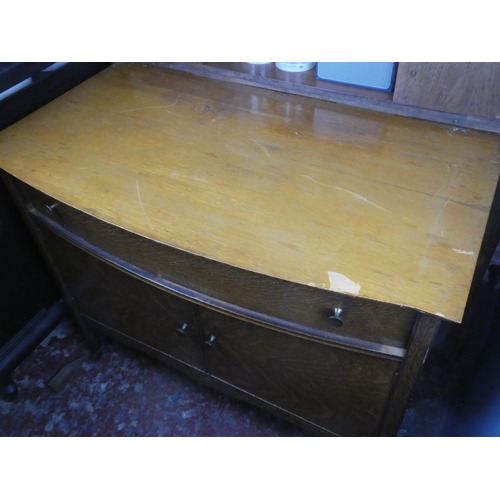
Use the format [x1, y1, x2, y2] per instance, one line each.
[38, 220, 402, 437]
[21, 181, 417, 352]
[199, 306, 400, 437]
[41, 229, 205, 371]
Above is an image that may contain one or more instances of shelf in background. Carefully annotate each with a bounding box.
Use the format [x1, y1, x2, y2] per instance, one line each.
[153, 62, 500, 134]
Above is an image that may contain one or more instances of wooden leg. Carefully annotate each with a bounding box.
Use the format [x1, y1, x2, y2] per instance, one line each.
[0, 376, 18, 402]
[488, 264, 500, 286]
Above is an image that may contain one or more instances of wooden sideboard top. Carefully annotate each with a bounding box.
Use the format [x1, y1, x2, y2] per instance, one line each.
[1, 63, 499, 322]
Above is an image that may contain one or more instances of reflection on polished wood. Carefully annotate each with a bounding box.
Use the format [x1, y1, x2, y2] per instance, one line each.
[0, 62, 499, 322]
[155, 63, 500, 133]
[204, 62, 394, 102]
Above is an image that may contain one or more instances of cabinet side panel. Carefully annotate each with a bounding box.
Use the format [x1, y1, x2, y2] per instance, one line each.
[394, 63, 500, 119]
[379, 313, 441, 436]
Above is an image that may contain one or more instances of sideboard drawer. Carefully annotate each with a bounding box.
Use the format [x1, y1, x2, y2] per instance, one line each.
[20, 180, 416, 351]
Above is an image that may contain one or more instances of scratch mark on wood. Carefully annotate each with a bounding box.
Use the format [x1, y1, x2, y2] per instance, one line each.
[302, 175, 390, 213]
[136, 179, 154, 229]
[122, 99, 179, 114]
[252, 140, 271, 157]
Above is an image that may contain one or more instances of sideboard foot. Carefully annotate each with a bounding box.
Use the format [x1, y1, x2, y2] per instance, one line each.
[488, 264, 500, 286]
[0, 377, 18, 402]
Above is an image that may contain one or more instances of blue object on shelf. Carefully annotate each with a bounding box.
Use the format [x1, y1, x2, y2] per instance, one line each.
[316, 62, 397, 91]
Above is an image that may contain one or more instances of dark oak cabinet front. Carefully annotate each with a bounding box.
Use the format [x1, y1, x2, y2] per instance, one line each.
[40, 227, 206, 372]
[19, 193, 412, 436]
[199, 307, 400, 436]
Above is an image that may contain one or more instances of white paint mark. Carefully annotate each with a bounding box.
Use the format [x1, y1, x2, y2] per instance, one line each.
[453, 248, 475, 256]
[328, 271, 361, 295]
[211, 114, 224, 124]
[135, 179, 154, 229]
[302, 175, 390, 213]
[308, 282, 328, 289]
[434, 312, 446, 318]
[448, 127, 469, 135]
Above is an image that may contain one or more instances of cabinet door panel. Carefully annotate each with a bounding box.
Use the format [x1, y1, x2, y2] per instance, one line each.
[394, 62, 500, 119]
[199, 307, 400, 436]
[40, 227, 205, 371]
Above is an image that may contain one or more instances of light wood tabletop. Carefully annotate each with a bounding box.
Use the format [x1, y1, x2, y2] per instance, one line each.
[1, 63, 499, 322]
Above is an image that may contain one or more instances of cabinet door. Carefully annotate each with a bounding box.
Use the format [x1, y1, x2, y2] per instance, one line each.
[199, 307, 400, 436]
[40, 227, 205, 371]
[393, 62, 500, 119]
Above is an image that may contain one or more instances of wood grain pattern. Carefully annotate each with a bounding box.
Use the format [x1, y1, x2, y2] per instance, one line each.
[199, 306, 400, 437]
[21, 181, 415, 352]
[394, 63, 500, 119]
[1, 63, 499, 322]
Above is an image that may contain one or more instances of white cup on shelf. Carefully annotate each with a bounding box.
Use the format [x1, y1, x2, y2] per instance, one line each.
[275, 62, 316, 72]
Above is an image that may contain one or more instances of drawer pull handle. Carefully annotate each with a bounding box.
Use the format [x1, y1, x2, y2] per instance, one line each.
[175, 323, 189, 336]
[44, 202, 60, 214]
[204, 335, 216, 348]
[328, 307, 344, 327]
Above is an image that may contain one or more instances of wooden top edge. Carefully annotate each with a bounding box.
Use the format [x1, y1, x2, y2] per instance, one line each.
[1, 62, 499, 322]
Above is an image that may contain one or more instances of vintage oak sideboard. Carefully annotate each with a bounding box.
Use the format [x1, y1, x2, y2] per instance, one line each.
[1, 63, 499, 436]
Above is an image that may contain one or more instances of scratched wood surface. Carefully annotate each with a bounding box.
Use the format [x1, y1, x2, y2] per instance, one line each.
[0, 62, 499, 322]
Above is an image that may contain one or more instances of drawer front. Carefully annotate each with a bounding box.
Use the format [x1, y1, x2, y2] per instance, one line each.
[199, 306, 400, 436]
[39, 226, 205, 371]
[21, 180, 416, 350]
